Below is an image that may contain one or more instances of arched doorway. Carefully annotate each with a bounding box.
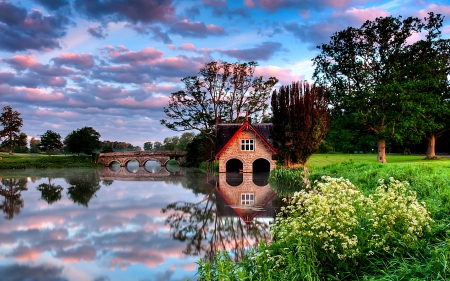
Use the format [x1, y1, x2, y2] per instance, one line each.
[226, 158, 243, 173]
[252, 158, 270, 173]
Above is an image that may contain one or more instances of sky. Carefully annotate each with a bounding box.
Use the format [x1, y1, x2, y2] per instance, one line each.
[1, 0, 450, 147]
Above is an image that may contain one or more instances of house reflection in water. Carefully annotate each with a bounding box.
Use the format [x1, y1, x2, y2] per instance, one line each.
[212, 172, 277, 225]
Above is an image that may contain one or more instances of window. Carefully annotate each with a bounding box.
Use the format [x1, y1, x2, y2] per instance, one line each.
[241, 193, 255, 205]
[240, 139, 254, 151]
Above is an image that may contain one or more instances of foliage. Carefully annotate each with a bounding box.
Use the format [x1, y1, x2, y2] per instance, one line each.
[0, 105, 23, 155]
[66, 170, 101, 207]
[13, 132, 28, 153]
[29, 137, 40, 153]
[36, 181, 63, 204]
[313, 13, 446, 163]
[101, 140, 136, 152]
[64, 126, 101, 155]
[185, 133, 215, 167]
[0, 178, 28, 220]
[271, 81, 331, 167]
[39, 130, 63, 155]
[100, 145, 114, 153]
[161, 61, 278, 142]
[143, 141, 153, 151]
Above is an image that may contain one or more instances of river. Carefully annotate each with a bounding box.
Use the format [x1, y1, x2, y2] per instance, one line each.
[0, 162, 279, 281]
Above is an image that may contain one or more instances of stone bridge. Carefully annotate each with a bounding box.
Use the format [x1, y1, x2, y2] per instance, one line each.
[97, 151, 187, 167]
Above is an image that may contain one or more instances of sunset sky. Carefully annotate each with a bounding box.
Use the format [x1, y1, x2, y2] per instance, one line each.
[1, 0, 449, 147]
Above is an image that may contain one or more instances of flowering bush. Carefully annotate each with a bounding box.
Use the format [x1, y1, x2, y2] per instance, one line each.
[265, 176, 432, 266]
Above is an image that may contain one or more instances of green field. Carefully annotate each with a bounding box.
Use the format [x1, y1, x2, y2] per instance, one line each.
[0, 152, 100, 169]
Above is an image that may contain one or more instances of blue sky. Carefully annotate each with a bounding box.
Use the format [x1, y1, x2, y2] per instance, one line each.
[1, 0, 449, 147]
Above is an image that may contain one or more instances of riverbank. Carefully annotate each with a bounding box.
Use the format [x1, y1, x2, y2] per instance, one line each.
[0, 152, 102, 169]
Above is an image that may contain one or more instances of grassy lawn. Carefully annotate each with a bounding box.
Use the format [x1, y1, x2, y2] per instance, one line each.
[0, 152, 101, 169]
[307, 153, 450, 167]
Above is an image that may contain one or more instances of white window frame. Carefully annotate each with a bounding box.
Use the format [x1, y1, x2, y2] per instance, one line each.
[241, 193, 255, 205]
[240, 139, 255, 151]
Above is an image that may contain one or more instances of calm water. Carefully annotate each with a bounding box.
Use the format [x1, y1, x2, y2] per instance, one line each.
[0, 162, 278, 281]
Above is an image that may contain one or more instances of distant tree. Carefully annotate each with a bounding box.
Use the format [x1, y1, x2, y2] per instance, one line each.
[177, 132, 195, 151]
[29, 137, 40, 153]
[153, 141, 162, 151]
[0, 106, 23, 155]
[39, 130, 63, 156]
[271, 81, 331, 167]
[143, 141, 153, 151]
[64, 126, 101, 156]
[100, 145, 114, 153]
[163, 136, 179, 150]
[13, 132, 28, 153]
[161, 61, 278, 143]
[313, 13, 446, 163]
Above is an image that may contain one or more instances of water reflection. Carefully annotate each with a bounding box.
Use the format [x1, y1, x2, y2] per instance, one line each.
[0, 178, 28, 220]
[163, 172, 277, 262]
[0, 168, 278, 280]
[36, 178, 63, 205]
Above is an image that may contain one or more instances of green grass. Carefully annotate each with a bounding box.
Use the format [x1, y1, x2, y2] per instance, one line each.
[0, 152, 101, 169]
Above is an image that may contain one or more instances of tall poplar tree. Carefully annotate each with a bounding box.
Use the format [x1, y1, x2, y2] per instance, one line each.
[0, 106, 23, 155]
[271, 81, 331, 167]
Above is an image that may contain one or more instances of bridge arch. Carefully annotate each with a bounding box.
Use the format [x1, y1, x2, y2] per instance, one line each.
[97, 151, 187, 167]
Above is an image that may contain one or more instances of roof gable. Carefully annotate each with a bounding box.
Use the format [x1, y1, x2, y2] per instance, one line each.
[215, 121, 276, 159]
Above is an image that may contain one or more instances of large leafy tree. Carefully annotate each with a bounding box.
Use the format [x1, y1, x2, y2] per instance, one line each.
[271, 81, 331, 167]
[161, 61, 278, 143]
[64, 126, 101, 156]
[39, 130, 63, 155]
[399, 18, 450, 159]
[0, 106, 23, 155]
[29, 137, 40, 153]
[13, 132, 28, 153]
[313, 13, 444, 163]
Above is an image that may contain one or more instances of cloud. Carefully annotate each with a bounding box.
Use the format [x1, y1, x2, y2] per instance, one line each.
[217, 41, 283, 61]
[169, 19, 226, 38]
[51, 52, 96, 70]
[34, 0, 71, 11]
[0, 2, 74, 52]
[87, 25, 108, 39]
[255, 65, 304, 85]
[73, 0, 176, 24]
[125, 24, 173, 44]
[0, 264, 67, 281]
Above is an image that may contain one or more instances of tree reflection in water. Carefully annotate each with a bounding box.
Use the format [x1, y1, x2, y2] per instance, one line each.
[36, 178, 63, 205]
[162, 171, 275, 262]
[0, 178, 28, 220]
[66, 170, 102, 207]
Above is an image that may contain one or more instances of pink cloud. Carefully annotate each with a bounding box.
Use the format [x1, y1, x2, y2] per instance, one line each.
[245, 0, 256, 8]
[52, 52, 95, 69]
[340, 7, 389, 23]
[4, 55, 41, 69]
[179, 43, 196, 51]
[255, 65, 304, 85]
[108, 47, 164, 65]
[22, 88, 66, 102]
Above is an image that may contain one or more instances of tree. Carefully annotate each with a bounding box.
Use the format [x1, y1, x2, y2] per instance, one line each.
[177, 132, 195, 151]
[161, 61, 278, 143]
[29, 137, 40, 153]
[313, 14, 443, 163]
[13, 132, 28, 153]
[399, 16, 450, 159]
[39, 130, 63, 156]
[163, 136, 179, 150]
[64, 126, 101, 156]
[271, 81, 331, 167]
[153, 141, 162, 151]
[143, 141, 153, 151]
[0, 106, 23, 155]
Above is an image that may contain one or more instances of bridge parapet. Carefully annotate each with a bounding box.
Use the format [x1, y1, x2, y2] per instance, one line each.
[98, 151, 187, 167]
